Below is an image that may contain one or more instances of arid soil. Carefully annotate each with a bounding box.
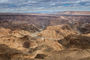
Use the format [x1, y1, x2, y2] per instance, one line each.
[0, 13, 90, 60]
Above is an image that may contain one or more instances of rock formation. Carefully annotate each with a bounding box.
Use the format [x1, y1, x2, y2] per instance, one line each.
[0, 13, 90, 60]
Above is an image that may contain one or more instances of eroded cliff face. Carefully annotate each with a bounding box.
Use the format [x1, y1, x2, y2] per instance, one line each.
[0, 14, 90, 60]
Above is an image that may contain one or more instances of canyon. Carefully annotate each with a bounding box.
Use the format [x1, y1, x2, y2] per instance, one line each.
[0, 12, 90, 60]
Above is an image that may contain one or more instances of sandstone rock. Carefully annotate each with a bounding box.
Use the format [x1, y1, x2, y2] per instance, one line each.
[43, 39, 63, 51]
[39, 25, 76, 40]
[12, 30, 31, 37]
[0, 28, 11, 37]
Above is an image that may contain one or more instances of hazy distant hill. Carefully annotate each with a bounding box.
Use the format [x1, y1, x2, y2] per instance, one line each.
[56, 11, 90, 15]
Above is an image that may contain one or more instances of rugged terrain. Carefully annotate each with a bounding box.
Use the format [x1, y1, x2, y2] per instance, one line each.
[0, 12, 90, 60]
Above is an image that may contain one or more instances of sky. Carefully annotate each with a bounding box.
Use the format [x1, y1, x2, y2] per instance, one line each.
[0, 0, 90, 13]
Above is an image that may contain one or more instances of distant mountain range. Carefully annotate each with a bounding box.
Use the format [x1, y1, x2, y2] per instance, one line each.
[55, 11, 90, 15]
[0, 11, 90, 16]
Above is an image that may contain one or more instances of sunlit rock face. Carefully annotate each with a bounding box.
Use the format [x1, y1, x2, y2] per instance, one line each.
[0, 13, 90, 60]
[39, 24, 77, 40]
[0, 27, 64, 59]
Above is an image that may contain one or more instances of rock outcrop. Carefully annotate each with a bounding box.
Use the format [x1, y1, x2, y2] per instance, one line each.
[39, 24, 77, 40]
[0, 27, 63, 60]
